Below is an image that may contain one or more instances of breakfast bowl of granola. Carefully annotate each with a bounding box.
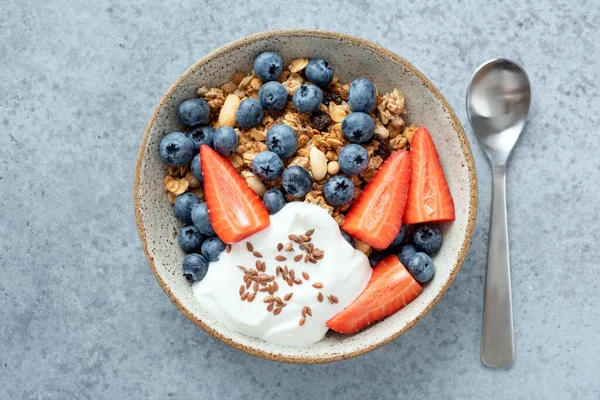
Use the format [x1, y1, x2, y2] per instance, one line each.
[134, 30, 477, 363]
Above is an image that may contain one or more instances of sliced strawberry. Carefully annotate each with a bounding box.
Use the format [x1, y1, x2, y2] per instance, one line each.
[342, 150, 411, 249]
[404, 126, 455, 224]
[200, 145, 270, 243]
[327, 255, 422, 334]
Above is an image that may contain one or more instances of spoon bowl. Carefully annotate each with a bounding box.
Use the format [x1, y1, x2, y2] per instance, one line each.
[466, 59, 531, 368]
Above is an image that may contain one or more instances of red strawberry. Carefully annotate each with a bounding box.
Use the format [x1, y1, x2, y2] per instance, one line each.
[200, 145, 270, 243]
[403, 126, 455, 224]
[342, 150, 411, 249]
[327, 255, 422, 334]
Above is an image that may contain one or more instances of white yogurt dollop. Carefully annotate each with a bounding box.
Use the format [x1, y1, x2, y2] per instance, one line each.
[193, 202, 372, 346]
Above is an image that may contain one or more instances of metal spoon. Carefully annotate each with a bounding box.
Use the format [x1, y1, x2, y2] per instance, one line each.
[466, 59, 531, 368]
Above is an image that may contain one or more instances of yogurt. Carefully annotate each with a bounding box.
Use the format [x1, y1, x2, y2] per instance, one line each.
[193, 202, 372, 346]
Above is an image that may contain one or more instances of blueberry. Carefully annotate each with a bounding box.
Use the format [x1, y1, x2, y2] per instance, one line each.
[252, 151, 283, 181]
[338, 144, 369, 175]
[398, 244, 417, 266]
[213, 126, 238, 156]
[388, 225, 407, 250]
[323, 175, 355, 206]
[266, 124, 298, 158]
[177, 225, 204, 253]
[348, 78, 377, 113]
[253, 52, 283, 82]
[182, 253, 209, 281]
[369, 251, 389, 267]
[178, 98, 210, 127]
[201, 236, 227, 262]
[173, 192, 200, 224]
[258, 81, 288, 111]
[282, 166, 313, 198]
[341, 230, 355, 248]
[292, 84, 323, 114]
[406, 252, 435, 283]
[190, 153, 203, 183]
[341, 112, 375, 143]
[159, 132, 195, 166]
[262, 188, 286, 215]
[412, 225, 443, 254]
[236, 98, 264, 129]
[305, 59, 334, 88]
[191, 203, 215, 236]
[187, 125, 214, 151]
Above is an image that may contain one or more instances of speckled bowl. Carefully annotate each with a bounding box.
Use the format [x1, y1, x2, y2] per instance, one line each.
[134, 30, 477, 363]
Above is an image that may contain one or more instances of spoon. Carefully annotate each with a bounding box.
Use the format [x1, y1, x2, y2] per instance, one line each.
[466, 59, 531, 368]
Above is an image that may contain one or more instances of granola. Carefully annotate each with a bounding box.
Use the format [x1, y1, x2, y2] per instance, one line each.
[163, 58, 416, 226]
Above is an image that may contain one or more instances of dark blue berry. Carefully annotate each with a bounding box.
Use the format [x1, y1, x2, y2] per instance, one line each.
[201, 236, 227, 262]
[348, 78, 377, 113]
[292, 84, 323, 113]
[191, 203, 215, 236]
[341, 230, 355, 248]
[406, 252, 435, 283]
[282, 166, 313, 198]
[178, 98, 210, 127]
[182, 253, 209, 281]
[266, 124, 298, 158]
[388, 225, 407, 250]
[173, 192, 200, 224]
[253, 52, 283, 82]
[177, 225, 204, 253]
[262, 189, 286, 215]
[369, 251, 389, 267]
[305, 59, 334, 88]
[398, 244, 417, 266]
[190, 153, 203, 183]
[252, 151, 283, 181]
[236, 98, 264, 129]
[213, 126, 238, 156]
[338, 144, 369, 175]
[341, 112, 375, 143]
[187, 125, 214, 151]
[412, 225, 443, 254]
[323, 175, 355, 206]
[258, 81, 288, 111]
[159, 132, 195, 166]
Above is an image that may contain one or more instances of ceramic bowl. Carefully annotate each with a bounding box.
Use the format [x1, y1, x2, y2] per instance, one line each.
[134, 30, 477, 363]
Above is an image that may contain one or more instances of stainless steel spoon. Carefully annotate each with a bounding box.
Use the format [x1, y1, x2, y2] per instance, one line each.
[466, 59, 531, 368]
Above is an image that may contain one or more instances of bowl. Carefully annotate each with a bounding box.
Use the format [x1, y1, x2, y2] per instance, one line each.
[134, 30, 477, 363]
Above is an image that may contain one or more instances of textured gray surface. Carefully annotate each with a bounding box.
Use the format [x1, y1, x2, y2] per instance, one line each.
[0, 0, 598, 399]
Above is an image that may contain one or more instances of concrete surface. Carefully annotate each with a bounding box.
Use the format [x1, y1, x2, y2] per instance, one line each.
[1, 0, 599, 399]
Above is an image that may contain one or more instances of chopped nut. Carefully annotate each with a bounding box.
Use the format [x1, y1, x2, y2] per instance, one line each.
[327, 161, 340, 175]
[220, 82, 237, 93]
[309, 147, 328, 181]
[403, 124, 418, 143]
[246, 176, 267, 197]
[228, 153, 243, 170]
[289, 58, 309, 73]
[232, 72, 246, 85]
[218, 94, 241, 127]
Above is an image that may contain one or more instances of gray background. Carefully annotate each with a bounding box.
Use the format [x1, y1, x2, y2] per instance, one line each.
[1, 0, 598, 399]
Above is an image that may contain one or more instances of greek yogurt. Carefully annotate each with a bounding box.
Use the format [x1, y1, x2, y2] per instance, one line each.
[192, 202, 372, 346]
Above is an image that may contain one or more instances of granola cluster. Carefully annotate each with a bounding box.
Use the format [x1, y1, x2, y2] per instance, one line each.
[164, 58, 417, 227]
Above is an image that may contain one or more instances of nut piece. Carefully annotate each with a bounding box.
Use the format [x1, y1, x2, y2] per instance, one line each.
[309, 147, 328, 181]
[354, 239, 372, 256]
[327, 161, 340, 175]
[246, 176, 267, 198]
[218, 94, 241, 127]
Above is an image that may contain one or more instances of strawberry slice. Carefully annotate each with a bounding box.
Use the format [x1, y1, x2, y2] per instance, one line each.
[327, 255, 422, 334]
[403, 126, 455, 224]
[342, 150, 411, 249]
[200, 145, 270, 243]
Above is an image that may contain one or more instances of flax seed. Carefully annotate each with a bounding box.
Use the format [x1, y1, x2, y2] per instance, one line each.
[253, 251, 263, 258]
[287, 278, 293, 287]
[313, 249, 324, 258]
[226, 244, 232, 253]
[304, 254, 311, 263]
[241, 292, 249, 301]
[312, 282, 323, 289]
[300, 234, 309, 242]
[289, 270, 295, 279]
[267, 303, 274, 312]
[276, 255, 287, 262]
[305, 228, 315, 236]
[302, 271, 310, 280]
[293, 254, 303, 262]
[246, 242, 254, 252]
[306, 306, 312, 316]
[274, 307, 282, 316]
[284, 266, 289, 275]
[302, 306, 308, 317]
[274, 297, 283, 305]
[293, 278, 302, 285]
[277, 242, 283, 251]
[237, 265, 246, 271]
[317, 292, 323, 302]
[288, 234, 299, 241]
[272, 281, 279, 292]
[253, 282, 258, 292]
[284, 293, 293, 301]
[245, 280, 252, 289]
[239, 285, 245, 296]
[309, 257, 317, 264]
[308, 243, 315, 252]
[268, 285, 274, 295]
[259, 287, 269, 292]
[264, 296, 274, 303]
[248, 293, 256, 302]
[330, 295, 339, 304]
[299, 317, 306, 326]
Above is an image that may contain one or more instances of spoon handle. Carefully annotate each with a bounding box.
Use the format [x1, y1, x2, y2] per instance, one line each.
[481, 165, 514, 368]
